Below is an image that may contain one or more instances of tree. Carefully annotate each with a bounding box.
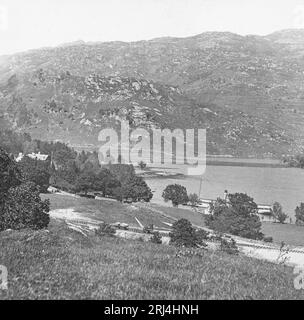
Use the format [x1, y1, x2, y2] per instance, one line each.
[108, 164, 136, 183]
[96, 169, 120, 197]
[295, 203, 304, 226]
[53, 148, 77, 170]
[228, 193, 258, 216]
[18, 156, 50, 193]
[124, 175, 153, 202]
[205, 193, 264, 240]
[0, 147, 22, 201]
[0, 182, 50, 231]
[112, 175, 152, 203]
[272, 202, 288, 224]
[107, 164, 152, 202]
[162, 184, 188, 207]
[169, 219, 198, 247]
[74, 170, 97, 194]
[188, 193, 200, 207]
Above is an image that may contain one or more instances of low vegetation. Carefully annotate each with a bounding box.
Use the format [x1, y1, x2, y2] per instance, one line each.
[0, 219, 303, 300]
[150, 231, 162, 245]
[95, 222, 116, 238]
[295, 203, 304, 226]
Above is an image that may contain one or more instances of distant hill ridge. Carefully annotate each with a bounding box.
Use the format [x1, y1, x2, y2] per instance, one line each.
[1, 29, 304, 157]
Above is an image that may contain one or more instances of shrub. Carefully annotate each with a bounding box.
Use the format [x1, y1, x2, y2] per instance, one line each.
[162, 184, 188, 207]
[138, 161, 147, 170]
[0, 182, 50, 231]
[272, 202, 288, 224]
[263, 236, 273, 243]
[143, 224, 154, 234]
[150, 231, 162, 244]
[195, 229, 209, 246]
[220, 238, 239, 255]
[295, 203, 304, 226]
[169, 219, 198, 247]
[95, 222, 116, 237]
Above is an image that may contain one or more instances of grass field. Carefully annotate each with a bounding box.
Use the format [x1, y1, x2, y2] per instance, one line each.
[261, 222, 304, 247]
[42, 193, 304, 247]
[0, 219, 303, 300]
[41, 193, 204, 229]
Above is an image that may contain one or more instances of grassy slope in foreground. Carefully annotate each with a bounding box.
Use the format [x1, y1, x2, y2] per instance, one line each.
[0, 219, 303, 300]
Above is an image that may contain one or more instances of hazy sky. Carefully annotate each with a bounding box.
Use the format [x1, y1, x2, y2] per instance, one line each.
[0, 0, 304, 56]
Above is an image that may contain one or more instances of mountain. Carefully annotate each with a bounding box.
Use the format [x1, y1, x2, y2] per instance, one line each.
[1, 29, 304, 157]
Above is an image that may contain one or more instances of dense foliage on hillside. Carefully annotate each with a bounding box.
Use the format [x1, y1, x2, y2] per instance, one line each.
[0, 129, 153, 203]
[0, 148, 50, 231]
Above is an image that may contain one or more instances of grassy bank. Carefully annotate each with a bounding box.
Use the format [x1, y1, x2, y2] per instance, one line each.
[0, 219, 303, 300]
[41, 193, 202, 228]
[43, 193, 304, 247]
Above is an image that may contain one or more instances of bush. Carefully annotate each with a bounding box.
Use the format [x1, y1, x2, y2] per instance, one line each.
[95, 222, 116, 237]
[138, 161, 147, 170]
[150, 231, 162, 244]
[220, 238, 239, 255]
[143, 224, 154, 234]
[263, 236, 273, 243]
[295, 203, 304, 226]
[0, 182, 50, 231]
[195, 229, 209, 246]
[169, 219, 198, 247]
[162, 184, 188, 207]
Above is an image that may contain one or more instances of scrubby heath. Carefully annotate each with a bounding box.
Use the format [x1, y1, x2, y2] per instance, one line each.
[0, 219, 303, 300]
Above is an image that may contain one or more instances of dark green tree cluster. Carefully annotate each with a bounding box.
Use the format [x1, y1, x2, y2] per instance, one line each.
[0, 148, 50, 231]
[0, 129, 153, 203]
[162, 184, 188, 207]
[17, 156, 51, 193]
[206, 193, 264, 240]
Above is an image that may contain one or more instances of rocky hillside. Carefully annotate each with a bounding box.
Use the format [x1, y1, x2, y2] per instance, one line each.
[1, 29, 304, 157]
